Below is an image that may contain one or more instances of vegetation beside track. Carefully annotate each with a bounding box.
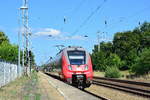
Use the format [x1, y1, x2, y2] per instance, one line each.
[94, 71, 150, 83]
[92, 22, 150, 78]
[0, 75, 29, 100]
[0, 71, 41, 100]
[0, 31, 35, 66]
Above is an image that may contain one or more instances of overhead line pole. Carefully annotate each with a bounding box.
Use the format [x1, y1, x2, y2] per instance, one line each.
[97, 31, 100, 52]
[20, 0, 30, 76]
[21, 6, 25, 73]
[18, 9, 21, 76]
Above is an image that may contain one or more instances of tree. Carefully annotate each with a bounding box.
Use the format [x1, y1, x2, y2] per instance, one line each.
[113, 31, 140, 67]
[105, 53, 124, 69]
[0, 31, 35, 66]
[140, 22, 150, 33]
[131, 48, 150, 75]
[140, 31, 150, 50]
[91, 42, 113, 71]
[22, 50, 35, 67]
[0, 42, 18, 63]
[0, 31, 9, 45]
[92, 51, 107, 71]
[100, 42, 113, 57]
[91, 22, 150, 72]
[29, 50, 35, 67]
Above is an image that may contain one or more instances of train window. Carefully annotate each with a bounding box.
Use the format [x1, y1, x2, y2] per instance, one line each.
[67, 51, 86, 65]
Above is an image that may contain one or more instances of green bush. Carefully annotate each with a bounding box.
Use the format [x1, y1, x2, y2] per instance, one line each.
[131, 48, 150, 75]
[0, 42, 18, 63]
[105, 67, 121, 78]
[105, 53, 125, 69]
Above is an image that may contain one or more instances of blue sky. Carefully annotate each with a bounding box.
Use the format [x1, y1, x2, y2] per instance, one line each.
[0, 0, 150, 65]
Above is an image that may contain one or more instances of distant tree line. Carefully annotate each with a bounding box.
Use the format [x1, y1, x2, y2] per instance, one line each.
[0, 31, 35, 66]
[91, 22, 150, 76]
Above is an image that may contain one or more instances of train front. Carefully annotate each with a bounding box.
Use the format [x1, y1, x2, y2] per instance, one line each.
[62, 47, 93, 89]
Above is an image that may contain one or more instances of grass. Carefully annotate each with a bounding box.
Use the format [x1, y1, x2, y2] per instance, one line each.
[94, 70, 133, 78]
[35, 93, 41, 100]
[94, 71, 105, 77]
[24, 96, 30, 100]
[0, 71, 41, 100]
[94, 70, 131, 77]
[94, 70, 150, 82]
[22, 71, 41, 100]
[0, 75, 29, 100]
[23, 93, 41, 100]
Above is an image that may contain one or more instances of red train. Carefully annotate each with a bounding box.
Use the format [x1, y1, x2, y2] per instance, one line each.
[51, 46, 93, 89]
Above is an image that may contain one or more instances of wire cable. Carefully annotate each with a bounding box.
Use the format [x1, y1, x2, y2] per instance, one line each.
[71, 0, 107, 36]
[105, 5, 150, 30]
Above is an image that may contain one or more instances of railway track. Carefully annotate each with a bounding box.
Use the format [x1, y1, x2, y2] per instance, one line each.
[45, 72, 150, 99]
[93, 76, 150, 98]
[45, 72, 110, 100]
[83, 90, 110, 100]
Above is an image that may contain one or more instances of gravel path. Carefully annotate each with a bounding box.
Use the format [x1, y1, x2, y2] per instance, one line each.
[38, 72, 65, 100]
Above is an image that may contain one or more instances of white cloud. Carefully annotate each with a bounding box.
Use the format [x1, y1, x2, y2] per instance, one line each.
[71, 35, 84, 40]
[32, 28, 88, 40]
[52, 35, 87, 40]
[34, 28, 61, 36]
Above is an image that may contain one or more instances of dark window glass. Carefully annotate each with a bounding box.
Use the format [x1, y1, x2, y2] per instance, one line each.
[67, 51, 85, 65]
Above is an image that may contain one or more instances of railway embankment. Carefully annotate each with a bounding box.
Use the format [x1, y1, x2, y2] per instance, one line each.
[0, 71, 107, 100]
[0, 71, 64, 100]
[46, 72, 150, 100]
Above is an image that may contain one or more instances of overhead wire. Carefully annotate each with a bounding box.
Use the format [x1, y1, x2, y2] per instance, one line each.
[92, 5, 150, 43]
[104, 5, 150, 30]
[63, 0, 87, 21]
[71, 0, 108, 36]
[72, 0, 87, 15]
[60, 0, 87, 39]
[62, 0, 88, 28]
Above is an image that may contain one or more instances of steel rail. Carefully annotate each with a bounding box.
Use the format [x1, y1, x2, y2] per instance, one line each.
[93, 77, 150, 98]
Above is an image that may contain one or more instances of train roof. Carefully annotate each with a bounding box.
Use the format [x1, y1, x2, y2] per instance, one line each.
[64, 46, 85, 51]
[56, 46, 85, 55]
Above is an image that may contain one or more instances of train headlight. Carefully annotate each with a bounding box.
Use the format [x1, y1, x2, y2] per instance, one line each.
[68, 65, 72, 70]
[85, 65, 88, 70]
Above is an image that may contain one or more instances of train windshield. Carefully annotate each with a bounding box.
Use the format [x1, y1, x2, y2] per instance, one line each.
[67, 51, 86, 65]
